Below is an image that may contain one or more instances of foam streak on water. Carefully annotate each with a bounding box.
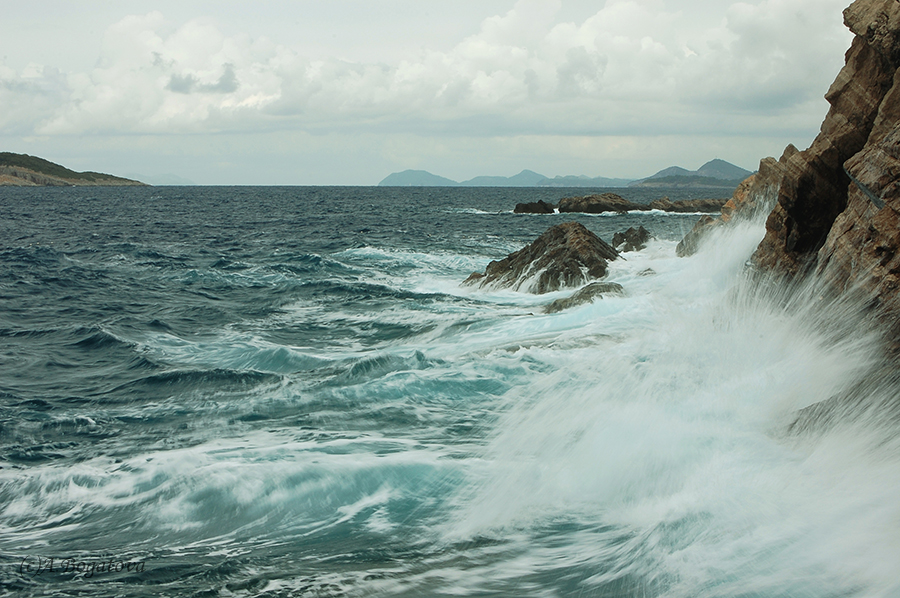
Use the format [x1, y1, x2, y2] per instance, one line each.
[1, 186, 899, 597]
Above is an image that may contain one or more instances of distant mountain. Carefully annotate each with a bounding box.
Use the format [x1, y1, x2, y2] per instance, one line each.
[0, 152, 146, 186]
[379, 170, 459, 186]
[696, 159, 754, 181]
[631, 159, 753, 188]
[379, 161, 750, 189]
[537, 175, 632, 188]
[379, 169, 634, 187]
[647, 166, 693, 180]
[460, 169, 548, 187]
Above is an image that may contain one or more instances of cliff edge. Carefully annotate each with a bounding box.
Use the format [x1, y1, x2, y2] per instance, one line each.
[811, 0, 900, 345]
[683, 0, 900, 345]
[752, 0, 900, 280]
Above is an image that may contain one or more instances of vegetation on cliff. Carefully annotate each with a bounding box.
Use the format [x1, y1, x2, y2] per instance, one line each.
[0, 152, 145, 186]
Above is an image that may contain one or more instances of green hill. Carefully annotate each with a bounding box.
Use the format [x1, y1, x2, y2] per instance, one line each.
[0, 152, 145, 186]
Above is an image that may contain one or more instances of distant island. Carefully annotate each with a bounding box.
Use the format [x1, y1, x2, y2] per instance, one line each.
[628, 159, 753, 189]
[0, 152, 146, 186]
[379, 159, 752, 190]
[378, 169, 632, 188]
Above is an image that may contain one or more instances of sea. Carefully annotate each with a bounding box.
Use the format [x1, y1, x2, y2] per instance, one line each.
[1, 185, 899, 598]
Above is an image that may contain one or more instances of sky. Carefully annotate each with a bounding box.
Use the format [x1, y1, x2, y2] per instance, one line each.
[0, 0, 854, 185]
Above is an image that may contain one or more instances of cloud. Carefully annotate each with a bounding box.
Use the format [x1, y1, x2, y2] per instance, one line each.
[1, 0, 852, 139]
[167, 64, 239, 94]
[0, 62, 70, 135]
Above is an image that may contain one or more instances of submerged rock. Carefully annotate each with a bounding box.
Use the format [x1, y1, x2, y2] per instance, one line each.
[514, 200, 556, 214]
[612, 226, 653, 252]
[543, 282, 625, 313]
[463, 221, 619, 294]
[557, 193, 637, 214]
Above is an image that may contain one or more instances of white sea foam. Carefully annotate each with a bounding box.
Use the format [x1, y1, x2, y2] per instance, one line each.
[435, 217, 900, 596]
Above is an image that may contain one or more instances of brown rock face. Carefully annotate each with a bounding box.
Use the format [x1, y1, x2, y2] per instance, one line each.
[462, 222, 619, 294]
[816, 120, 900, 339]
[752, 0, 900, 275]
[557, 193, 637, 214]
[725, 0, 900, 352]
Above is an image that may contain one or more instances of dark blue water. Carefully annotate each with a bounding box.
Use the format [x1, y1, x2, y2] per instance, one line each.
[2, 186, 898, 597]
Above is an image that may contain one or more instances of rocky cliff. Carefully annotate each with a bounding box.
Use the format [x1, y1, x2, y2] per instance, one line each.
[751, 0, 900, 279]
[680, 0, 900, 348]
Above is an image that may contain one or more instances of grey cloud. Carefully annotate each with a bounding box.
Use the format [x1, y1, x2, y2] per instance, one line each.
[0, 65, 71, 134]
[167, 64, 239, 94]
[204, 64, 239, 93]
[166, 73, 197, 94]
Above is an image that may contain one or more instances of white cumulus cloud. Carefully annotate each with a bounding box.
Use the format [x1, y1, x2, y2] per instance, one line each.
[0, 0, 850, 139]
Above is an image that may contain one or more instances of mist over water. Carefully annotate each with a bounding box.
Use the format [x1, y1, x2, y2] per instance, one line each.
[1, 186, 899, 597]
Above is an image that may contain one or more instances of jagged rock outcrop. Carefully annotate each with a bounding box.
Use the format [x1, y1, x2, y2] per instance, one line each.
[557, 193, 636, 214]
[751, 0, 900, 276]
[612, 226, 653, 252]
[676, 150, 793, 257]
[514, 200, 556, 214]
[647, 197, 727, 213]
[463, 222, 619, 293]
[544, 282, 625, 313]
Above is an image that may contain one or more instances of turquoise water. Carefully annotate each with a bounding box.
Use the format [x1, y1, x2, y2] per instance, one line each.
[1, 186, 899, 597]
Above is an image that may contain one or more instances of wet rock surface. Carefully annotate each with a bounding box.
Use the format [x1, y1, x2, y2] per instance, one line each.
[463, 222, 619, 294]
[612, 226, 653, 253]
[557, 193, 636, 214]
[513, 200, 556, 214]
[544, 282, 625, 313]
